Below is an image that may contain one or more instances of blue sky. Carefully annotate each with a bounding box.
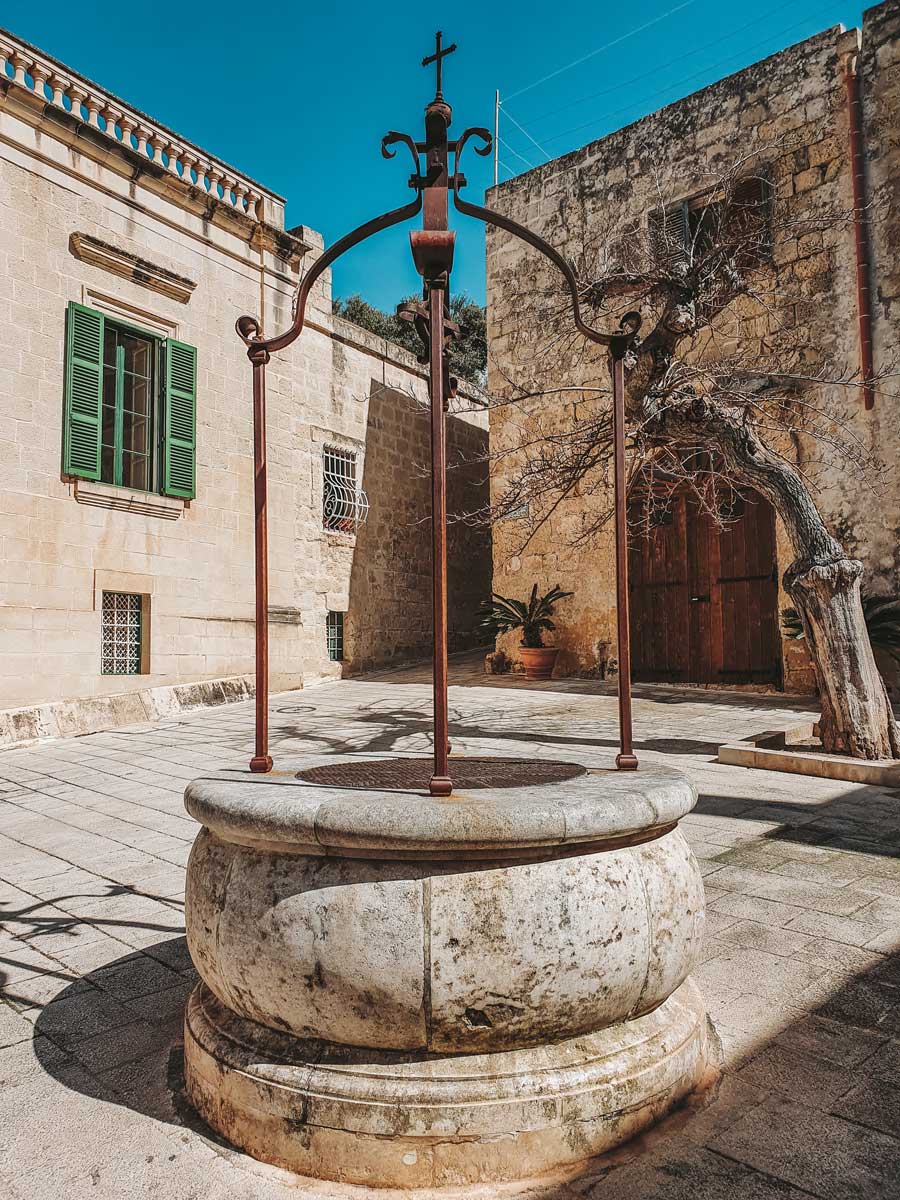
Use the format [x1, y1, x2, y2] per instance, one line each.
[3, 0, 863, 311]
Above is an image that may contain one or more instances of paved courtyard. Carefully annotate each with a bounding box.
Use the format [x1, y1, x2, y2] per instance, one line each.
[2, 658, 900, 1198]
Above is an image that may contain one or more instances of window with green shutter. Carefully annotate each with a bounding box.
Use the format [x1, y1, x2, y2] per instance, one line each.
[62, 302, 197, 500]
[63, 303, 104, 480]
[163, 340, 197, 499]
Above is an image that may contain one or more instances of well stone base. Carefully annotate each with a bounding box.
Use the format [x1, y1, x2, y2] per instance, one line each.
[184, 976, 709, 1189]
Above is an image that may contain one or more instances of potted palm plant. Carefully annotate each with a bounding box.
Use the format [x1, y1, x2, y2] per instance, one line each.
[480, 584, 573, 680]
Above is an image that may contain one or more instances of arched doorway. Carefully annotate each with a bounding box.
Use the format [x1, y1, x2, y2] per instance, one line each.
[628, 487, 781, 686]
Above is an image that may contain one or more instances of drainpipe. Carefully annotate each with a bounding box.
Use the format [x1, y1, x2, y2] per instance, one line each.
[842, 32, 875, 411]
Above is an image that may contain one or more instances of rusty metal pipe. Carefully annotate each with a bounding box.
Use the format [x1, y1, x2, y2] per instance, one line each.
[844, 52, 875, 411]
[249, 349, 273, 773]
[428, 284, 452, 796]
[612, 352, 638, 770]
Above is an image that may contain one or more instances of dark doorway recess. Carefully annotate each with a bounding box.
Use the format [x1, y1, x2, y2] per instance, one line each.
[628, 488, 781, 686]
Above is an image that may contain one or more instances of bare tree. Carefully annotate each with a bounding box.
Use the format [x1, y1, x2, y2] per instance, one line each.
[481, 147, 899, 760]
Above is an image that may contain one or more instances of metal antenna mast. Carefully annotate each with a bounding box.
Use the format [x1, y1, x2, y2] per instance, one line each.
[493, 90, 500, 187]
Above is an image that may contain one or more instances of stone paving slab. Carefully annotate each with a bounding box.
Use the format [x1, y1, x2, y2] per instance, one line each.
[1, 659, 899, 1198]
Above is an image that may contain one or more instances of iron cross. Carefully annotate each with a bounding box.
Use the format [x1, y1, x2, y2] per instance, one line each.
[422, 31, 456, 99]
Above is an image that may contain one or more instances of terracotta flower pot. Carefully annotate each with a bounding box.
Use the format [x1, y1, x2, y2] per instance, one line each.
[519, 645, 560, 680]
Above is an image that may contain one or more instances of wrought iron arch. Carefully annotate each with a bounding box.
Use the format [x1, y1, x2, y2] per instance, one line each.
[237, 34, 641, 790]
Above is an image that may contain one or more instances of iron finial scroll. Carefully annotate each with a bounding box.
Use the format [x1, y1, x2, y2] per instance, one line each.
[235, 34, 641, 780]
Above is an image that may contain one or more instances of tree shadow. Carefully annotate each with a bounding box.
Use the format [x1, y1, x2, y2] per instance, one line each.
[0, 885, 184, 1006]
[263, 666, 822, 765]
[696, 787, 900, 858]
[268, 702, 729, 760]
[30, 936, 201, 1131]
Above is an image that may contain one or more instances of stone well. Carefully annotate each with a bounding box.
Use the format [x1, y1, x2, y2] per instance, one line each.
[182, 757, 708, 1189]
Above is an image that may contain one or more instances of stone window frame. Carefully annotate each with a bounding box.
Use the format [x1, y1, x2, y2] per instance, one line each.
[647, 171, 774, 269]
[82, 287, 181, 341]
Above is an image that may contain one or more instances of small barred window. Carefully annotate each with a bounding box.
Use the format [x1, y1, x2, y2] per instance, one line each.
[101, 591, 144, 675]
[326, 611, 345, 661]
[322, 445, 369, 533]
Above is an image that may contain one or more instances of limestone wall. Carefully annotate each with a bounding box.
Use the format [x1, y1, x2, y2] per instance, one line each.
[486, 2, 899, 691]
[0, 49, 489, 712]
[343, 381, 491, 674]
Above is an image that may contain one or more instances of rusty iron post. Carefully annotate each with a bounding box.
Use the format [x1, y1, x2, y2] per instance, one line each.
[409, 35, 457, 796]
[428, 284, 451, 794]
[611, 350, 638, 770]
[249, 347, 273, 773]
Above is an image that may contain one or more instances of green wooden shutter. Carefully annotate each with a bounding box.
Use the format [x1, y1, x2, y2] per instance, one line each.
[62, 302, 104, 480]
[162, 339, 197, 499]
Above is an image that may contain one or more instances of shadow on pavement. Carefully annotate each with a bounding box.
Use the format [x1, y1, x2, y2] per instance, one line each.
[26, 927, 900, 1197]
[270, 703, 730, 761]
[31, 936, 201, 1132]
[696, 786, 900, 858]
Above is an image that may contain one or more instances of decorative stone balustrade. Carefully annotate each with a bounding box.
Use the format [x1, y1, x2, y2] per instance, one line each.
[0, 28, 279, 224]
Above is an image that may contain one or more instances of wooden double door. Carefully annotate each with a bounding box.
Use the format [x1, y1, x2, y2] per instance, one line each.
[628, 490, 781, 685]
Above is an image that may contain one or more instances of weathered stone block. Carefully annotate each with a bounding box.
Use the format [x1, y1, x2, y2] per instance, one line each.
[793, 166, 824, 192]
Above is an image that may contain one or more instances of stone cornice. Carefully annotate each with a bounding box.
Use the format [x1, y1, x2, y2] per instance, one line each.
[69, 232, 197, 303]
[0, 29, 309, 267]
[0, 76, 309, 267]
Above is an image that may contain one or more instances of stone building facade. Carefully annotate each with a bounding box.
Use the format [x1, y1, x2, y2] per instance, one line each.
[0, 27, 490, 743]
[486, 1, 899, 693]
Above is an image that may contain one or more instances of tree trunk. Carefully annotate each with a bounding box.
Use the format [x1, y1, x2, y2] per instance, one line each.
[785, 556, 900, 758]
[637, 388, 900, 759]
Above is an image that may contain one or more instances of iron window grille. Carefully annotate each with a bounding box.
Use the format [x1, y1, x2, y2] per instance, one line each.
[322, 445, 369, 533]
[101, 591, 143, 675]
[326, 610, 345, 661]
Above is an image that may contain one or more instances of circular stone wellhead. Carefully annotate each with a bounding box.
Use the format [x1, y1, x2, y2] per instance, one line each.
[182, 758, 709, 1188]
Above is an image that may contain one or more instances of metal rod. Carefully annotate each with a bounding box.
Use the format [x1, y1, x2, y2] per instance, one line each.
[249, 349, 273, 773]
[493, 90, 499, 188]
[612, 352, 638, 770]
[428, 284, 452, 796]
